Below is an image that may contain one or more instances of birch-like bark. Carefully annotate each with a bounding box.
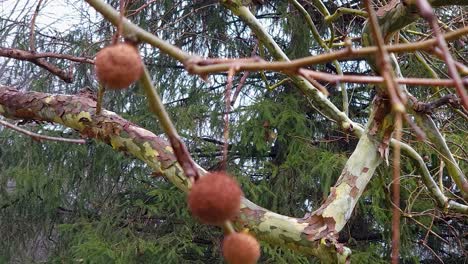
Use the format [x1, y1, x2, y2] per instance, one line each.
[0, 87, 351, 263]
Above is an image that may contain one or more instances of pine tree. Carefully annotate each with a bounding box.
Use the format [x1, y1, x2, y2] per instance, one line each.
[0, 0, 467, 263]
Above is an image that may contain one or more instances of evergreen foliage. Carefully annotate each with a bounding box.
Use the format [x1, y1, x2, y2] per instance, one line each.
[0, 0, 466, 263]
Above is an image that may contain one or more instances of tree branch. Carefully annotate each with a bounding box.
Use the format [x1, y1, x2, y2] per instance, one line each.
[416, 0, 468, 110]
[0, 86, 353, 262]
[411, 94, 460, 113]
[0, 47, 74, 83]
[0, 118, 86, 144]
[0, 47, 95, 64]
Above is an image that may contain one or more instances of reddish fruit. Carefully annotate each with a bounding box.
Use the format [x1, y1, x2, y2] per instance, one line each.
[223, 233, 260, 264]
[188, 172, 242, 225]
[94, 43, 143, 89]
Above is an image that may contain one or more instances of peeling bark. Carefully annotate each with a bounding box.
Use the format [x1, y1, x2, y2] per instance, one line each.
[304, 134, 382, 234]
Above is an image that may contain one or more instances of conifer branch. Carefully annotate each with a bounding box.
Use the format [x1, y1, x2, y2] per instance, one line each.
[290, 0, 348, 115]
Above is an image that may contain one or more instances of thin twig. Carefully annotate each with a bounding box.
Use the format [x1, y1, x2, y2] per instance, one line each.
[0, 47, 95, 64]
[432, 47, 468, 75]
[418, 240, 445, 264]
[95, 84, 105, 115]
[391, 113, 403, 264]
[230, 70, 250, 106]
[127, 0, 158, 17]
[139, 65, 200, 181]
[364, 1, 404, 262]
[113, 0, 127, 44]
[231, 43, 258, 106]
[438, 160, 445, 191]
[291, 0, 348, 114]
[0, 48, 74, 83]
[364, 0, 405, 111]
[0, 119, 86, 144]
[138, 64, 237, 239]
[302, 69, 468, 87]
[299, 69, 330, 96]
[222, 68, 235, 170]
[411, 94, 459, 113]
[29, 0, 44, 52]
[22, 0, 75, 83]
[186, 27, 468, 76]
[415, 0, 468, 110]
[325, 7, 368, 23]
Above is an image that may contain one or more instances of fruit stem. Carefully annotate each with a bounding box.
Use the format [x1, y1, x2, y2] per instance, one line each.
[96, 84, 106, 115]
[223, 221, 236, 235]
[139, 65, 201, 180]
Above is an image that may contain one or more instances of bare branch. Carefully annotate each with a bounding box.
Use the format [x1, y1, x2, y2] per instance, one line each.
[0, 119, 86, 144]
[29, 0, 44, 52]
[416, 0, 468, 110]
[301, 69, 468, 87]
[411, 94, 460, 113]
[0, 47, 95, 64]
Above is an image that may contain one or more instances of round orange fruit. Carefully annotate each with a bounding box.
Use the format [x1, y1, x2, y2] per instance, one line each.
[94, 43, 143, 89]
[223, 232, 260, 264]
[188, 172, 242, 225]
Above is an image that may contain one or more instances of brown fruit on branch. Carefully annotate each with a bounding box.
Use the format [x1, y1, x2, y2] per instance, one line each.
[94, 43, 143, 89]
[188, 172, 242, 225]
[223, 233, 260, 264]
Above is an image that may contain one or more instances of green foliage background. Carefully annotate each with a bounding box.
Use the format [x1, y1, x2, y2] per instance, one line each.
[0, 0, 466, 263]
